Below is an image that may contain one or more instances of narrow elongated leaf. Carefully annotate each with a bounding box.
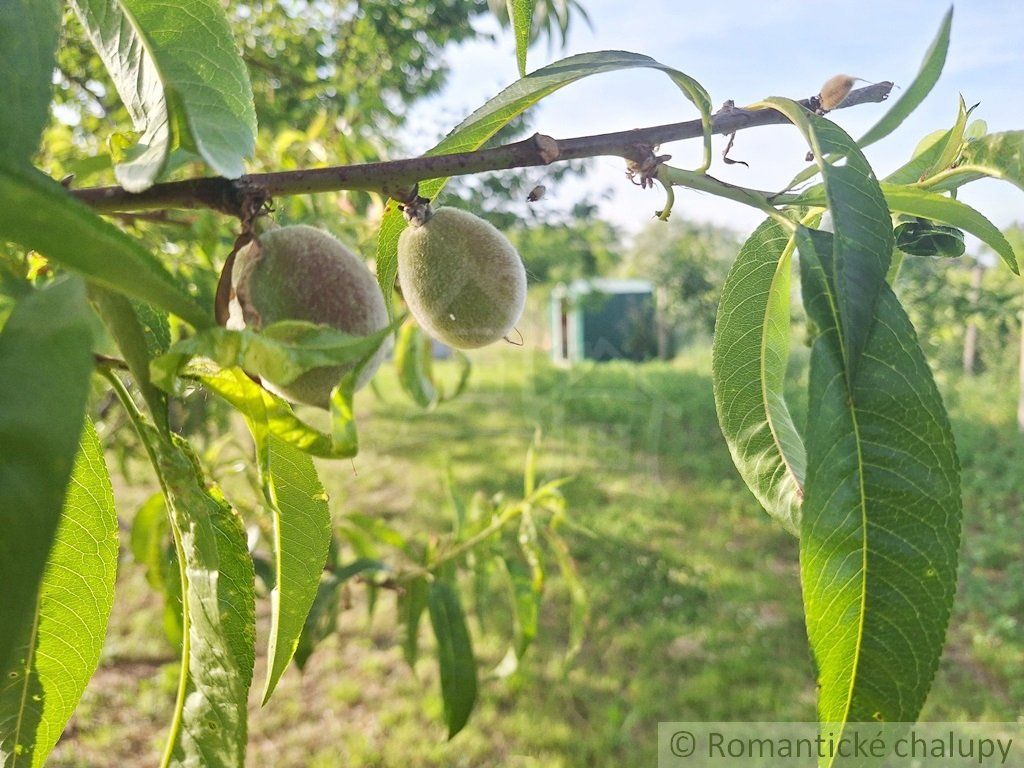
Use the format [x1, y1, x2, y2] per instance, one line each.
[792, 182, 1018, 273]
[926, 130, 1024, 194]
[294, 559, 385, 671]
[151, 320, 395, 394]
[893, 218, 965, 258]
[91, 288, 170, 431]
[157, 317, 390, 456]
[508, 0, 536, 76]
[0, 0, 61, 165]
[133, 299, 171, 358]
[541, 527, 588, 665]
[153, 432, 254, 768]
[797, 226, 961, 729]
[201, 364, 333, 700]
[884, 127, 954, 185]
[394, 321, 472, 409]
[71, 0, 256, 191]
[395, 320, 438, 408]
[926, 96, 973, 178]
[501, 558, 541, 660]
[858, 6, 953, 148]
[0, 165, 211, 329]
[292, 574, 341, 673]
[881, 184, 1018, 273]
[0, 419, 117, 768]
[257, 436, 332, 703]
[523, 436, 538, 498]
[0, 278, 94, 677]
[130, 493, 183, 647]
[399, 577, 430, 668]
[712, 219, 806, 534]
[428, 581, 477, 738]
[198, 368, 358, 459]
[377, 51, 712, 315]
[758, 99, 894, 375]
[884, 98, 974, 186]
[965, 119, 987, 140]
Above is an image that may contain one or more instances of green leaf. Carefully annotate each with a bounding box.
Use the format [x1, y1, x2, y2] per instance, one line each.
[398, 576, 430, 668]
[200, 366, 334, 699]
[523, 431, 539, 498]
[292, 574, 341, 672]
[500, 557, 541, 661]
[518, 512, 543, 593]
[91, 288, 170, 431]
[256, 436, 332, 703]
[884, 127, 954, 185]
[295, 559, 385, 671]
[881, 184, 1017, 273]
[445, 467, 467, 539]
[886, 97, 974, 188]
[377, 51, 713, 316]
[893, 219, 965, 259]
[198, 368, 358, 459]
[797, 226, 961, 729]
[0, 0, 61, 165]
[70, 0, 256, 191]
[428, 581, 477, 739]
[712, 219, 806, 535]
[152, 433, 254, 768]
[151, 320, 395, 395]
[334, 558, 388, 583]
[394, 320, 472, 409]
[964, 118, 987, 141]
[0, 278, 94, 678]
[0, 165, 211, 329]
[206, 364, 337, 699]
[927, 96, 974, 178]
[395, 320, 437, 408]
[857, 6, 953, 148]
[757, 99, 894, 375]
[926, 130, 1024, 195]
[789, 180, 1016, 272]
[508, 0, 536, 76]
[541, 527, 588, 666]
[130, 493, 183, 648]
[0, 419, 118, 768]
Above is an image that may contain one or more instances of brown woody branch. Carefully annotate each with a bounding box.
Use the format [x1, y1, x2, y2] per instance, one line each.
[70, 82, 893, 217]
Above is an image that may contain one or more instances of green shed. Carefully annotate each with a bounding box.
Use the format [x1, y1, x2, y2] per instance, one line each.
[550, 279, 657, 364]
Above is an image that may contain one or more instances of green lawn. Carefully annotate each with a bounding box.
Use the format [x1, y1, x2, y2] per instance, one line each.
[51, 348, 1023, 767]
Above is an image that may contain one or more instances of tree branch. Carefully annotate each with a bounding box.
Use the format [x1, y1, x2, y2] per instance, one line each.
[70, 82, 892, 216]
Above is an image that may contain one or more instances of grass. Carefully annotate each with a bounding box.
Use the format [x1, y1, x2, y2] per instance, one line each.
[49, 347, 1022, 767]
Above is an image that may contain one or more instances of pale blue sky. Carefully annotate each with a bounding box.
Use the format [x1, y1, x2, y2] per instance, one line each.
[401, 1, 1024, 240]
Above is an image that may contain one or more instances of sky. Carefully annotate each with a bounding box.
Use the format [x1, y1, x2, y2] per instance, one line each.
[400, 0, 1024, 242]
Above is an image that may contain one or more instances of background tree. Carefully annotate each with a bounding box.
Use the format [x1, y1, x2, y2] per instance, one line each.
[623, 217, 739, 354]
[898, 234, 1024, 380]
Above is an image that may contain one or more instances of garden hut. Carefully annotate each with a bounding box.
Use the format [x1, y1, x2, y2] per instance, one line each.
[550, 278, 657, 364]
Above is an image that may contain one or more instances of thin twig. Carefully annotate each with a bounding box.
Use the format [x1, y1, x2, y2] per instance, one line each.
[109, 210, 195, 227]
[70, 82, 892, 216]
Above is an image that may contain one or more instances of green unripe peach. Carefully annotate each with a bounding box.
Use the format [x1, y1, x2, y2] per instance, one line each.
[228, 224, 388, 408]
[397, 207, 527, 349]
